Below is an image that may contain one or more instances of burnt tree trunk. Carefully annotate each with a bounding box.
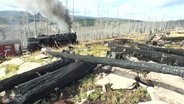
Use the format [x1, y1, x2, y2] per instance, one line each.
[134, 43, 184, 56]
[108, 46, 184, 67]
[15, 62, 96, 104]
[46, 51, 184, 77]
[0, 59, 71, 92]
[108, 41, 184, 56]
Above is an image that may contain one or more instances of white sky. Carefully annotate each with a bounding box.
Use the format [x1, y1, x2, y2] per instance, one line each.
[0, 0, 184, 21]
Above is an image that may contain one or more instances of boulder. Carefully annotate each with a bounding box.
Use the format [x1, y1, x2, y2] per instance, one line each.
[95, 77, 110, 86]
[95, 72, 136, 90]
[0, 58, 23, 66]
[17, 62, 42, 74]
[147, 72, 184, 94]
[147, 87, 184, 104]
[111, 67, 138, 79]
[146, 87, 160, 100]
[107, 73, 136, 90]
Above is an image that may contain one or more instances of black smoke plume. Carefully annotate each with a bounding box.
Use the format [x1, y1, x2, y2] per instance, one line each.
[16, 0, 72, 32]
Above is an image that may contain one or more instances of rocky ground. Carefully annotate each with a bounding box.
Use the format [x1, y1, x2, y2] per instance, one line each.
[0, 34, 184, 104]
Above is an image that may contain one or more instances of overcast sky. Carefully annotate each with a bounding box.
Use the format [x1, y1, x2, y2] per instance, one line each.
[0, 0, 184, 21]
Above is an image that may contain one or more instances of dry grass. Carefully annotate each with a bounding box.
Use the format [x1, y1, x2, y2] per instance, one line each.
[168, 33, 184, 37]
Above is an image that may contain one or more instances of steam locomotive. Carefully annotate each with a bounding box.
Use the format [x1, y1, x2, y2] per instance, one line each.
[27, 32, 77, 52]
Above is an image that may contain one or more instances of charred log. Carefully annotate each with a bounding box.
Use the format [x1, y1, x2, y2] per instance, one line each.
[0, 59, 71, 92]
[15, 62, 96, 104]
[110, 38, 132, 44]
[108, 41, 184, 57]
[108, 46, 184, 67]
[137, 43, 184, 56]
[46, 51, 184, 77]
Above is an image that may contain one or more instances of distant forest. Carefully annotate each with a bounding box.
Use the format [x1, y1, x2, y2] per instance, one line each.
[0, 11, 184, 48]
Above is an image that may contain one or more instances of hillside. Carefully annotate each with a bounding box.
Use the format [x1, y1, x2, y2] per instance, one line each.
[0, 11, 30, 25]
[0, 11, 184, 30]
[0, 11, 184, 25]
[0, 11, 91, 25]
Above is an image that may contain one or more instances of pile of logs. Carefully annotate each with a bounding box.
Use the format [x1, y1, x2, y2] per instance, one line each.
[15, 62, 96, 104]
[108, 44, 184, 67]
[0, 59, 96, 104]
[108, 39, 184, 65]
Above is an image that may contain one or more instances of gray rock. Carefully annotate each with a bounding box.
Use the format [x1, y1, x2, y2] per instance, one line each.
[107, 73, 136, 90]
[0, 58, 23, 66]
[147, 87, 184, 104]
[111, 67, 138, 79]
[147, 87, 160, 101]
[147, 72, 184, 94]
[17, 62, 42, 74]
[95, 77, 110, 86]
[95, 72, 136, 90]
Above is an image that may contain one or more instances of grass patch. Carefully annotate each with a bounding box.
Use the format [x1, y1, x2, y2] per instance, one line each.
[0, 64, 20, 80]
[167, 33, 184, 37]
[22, 54, 45, 64]
[131, 34, 149, 43]
[74, 44, 110, 57]
[5, 64, 19, 74]
[0, 71, 18, 80]
[22, 57, 44, 64]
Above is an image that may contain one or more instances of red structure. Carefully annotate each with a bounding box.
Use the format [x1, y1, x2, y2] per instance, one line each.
[0, 39, 22, 56]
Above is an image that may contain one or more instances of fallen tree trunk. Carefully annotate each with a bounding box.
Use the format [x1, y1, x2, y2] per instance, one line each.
[46, 51, 184, 77]
[15, 62, 96, 104]
[108, 41, 184, 56]
[108, 46, 184, 67]
[0, 59, 71, 92]
[137, 43, 184, 56]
